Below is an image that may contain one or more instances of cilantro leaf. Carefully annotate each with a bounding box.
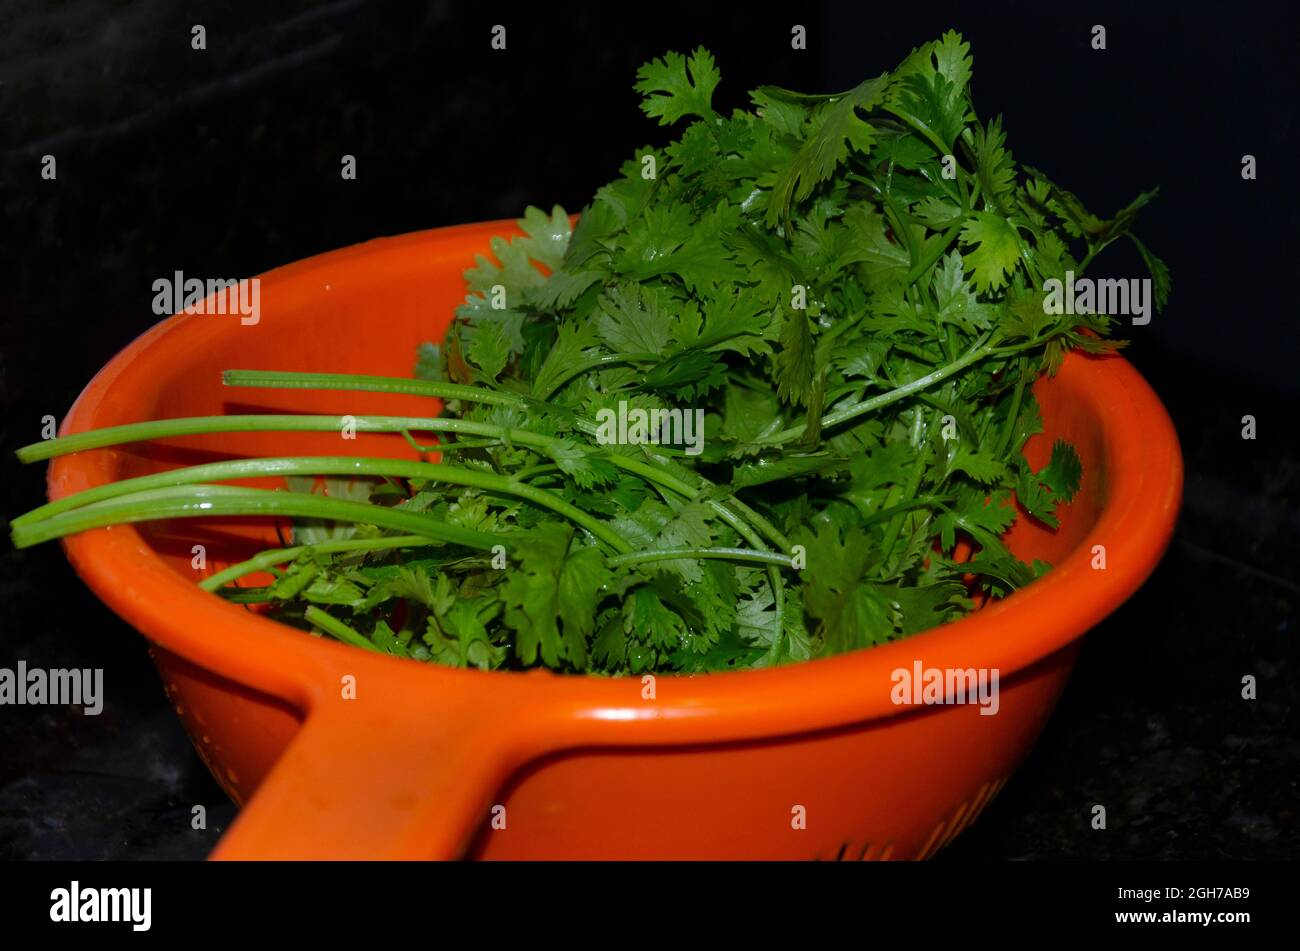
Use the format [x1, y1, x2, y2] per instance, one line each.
[960, 212, 1021, 292]
[501, 524, 611, 668]
[765, 75, 888, 228]
[635, 48, 721, 125]
[597, 284, 671, 356]
[57, 36, 1169, 679]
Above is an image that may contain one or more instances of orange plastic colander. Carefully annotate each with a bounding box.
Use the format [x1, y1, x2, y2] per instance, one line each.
[45, 219, 1182, 859]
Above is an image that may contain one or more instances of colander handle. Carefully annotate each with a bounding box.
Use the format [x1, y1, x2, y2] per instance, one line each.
[209, 690, 543, 860]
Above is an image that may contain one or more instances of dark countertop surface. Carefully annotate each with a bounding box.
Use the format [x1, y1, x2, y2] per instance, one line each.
[1, 0, 1296, 860]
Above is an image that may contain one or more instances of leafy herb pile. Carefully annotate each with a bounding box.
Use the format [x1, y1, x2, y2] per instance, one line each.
[12, 33, 1168, 674]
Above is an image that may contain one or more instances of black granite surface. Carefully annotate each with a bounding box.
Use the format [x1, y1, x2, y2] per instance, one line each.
[1, 1, 1296, 860]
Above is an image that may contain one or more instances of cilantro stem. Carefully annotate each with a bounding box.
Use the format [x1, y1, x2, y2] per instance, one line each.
[14, 414, 563, 463]
[214, 371, 792, 552]
[303, 606, 382, 653]
[623, 450, 792, 654]
[15, 410, 778, 556]
[858, 494, 955, 528]
[880, 188, 917, 265]
[994, 357, 1029, 457]
[512, 462, 562, 483]
[223, 369, 596, 436]
[607, 547, 795, 570]
[199, 534, 431, 591]
[767, 566, 787, 662]
[883, 104, 953, 160]
[1077, 235, 1121, 274]
[10, 484, 501, 550]
[724, 498, 792, 552]
[608, 452, 789, 552]
[222, 370, 531, 411]
[12, 455, 632, 555]
[902, 219, 966, 289]
[878, 406, 930, 571]
[605, 450, 791, 647]
[763, 331, 996, 445]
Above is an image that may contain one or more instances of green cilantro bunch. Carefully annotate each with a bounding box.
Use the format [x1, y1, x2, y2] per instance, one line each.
[13, 33, 1168, 674]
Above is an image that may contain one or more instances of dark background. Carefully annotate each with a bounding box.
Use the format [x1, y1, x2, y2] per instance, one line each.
[0, 0, 1295, 859]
